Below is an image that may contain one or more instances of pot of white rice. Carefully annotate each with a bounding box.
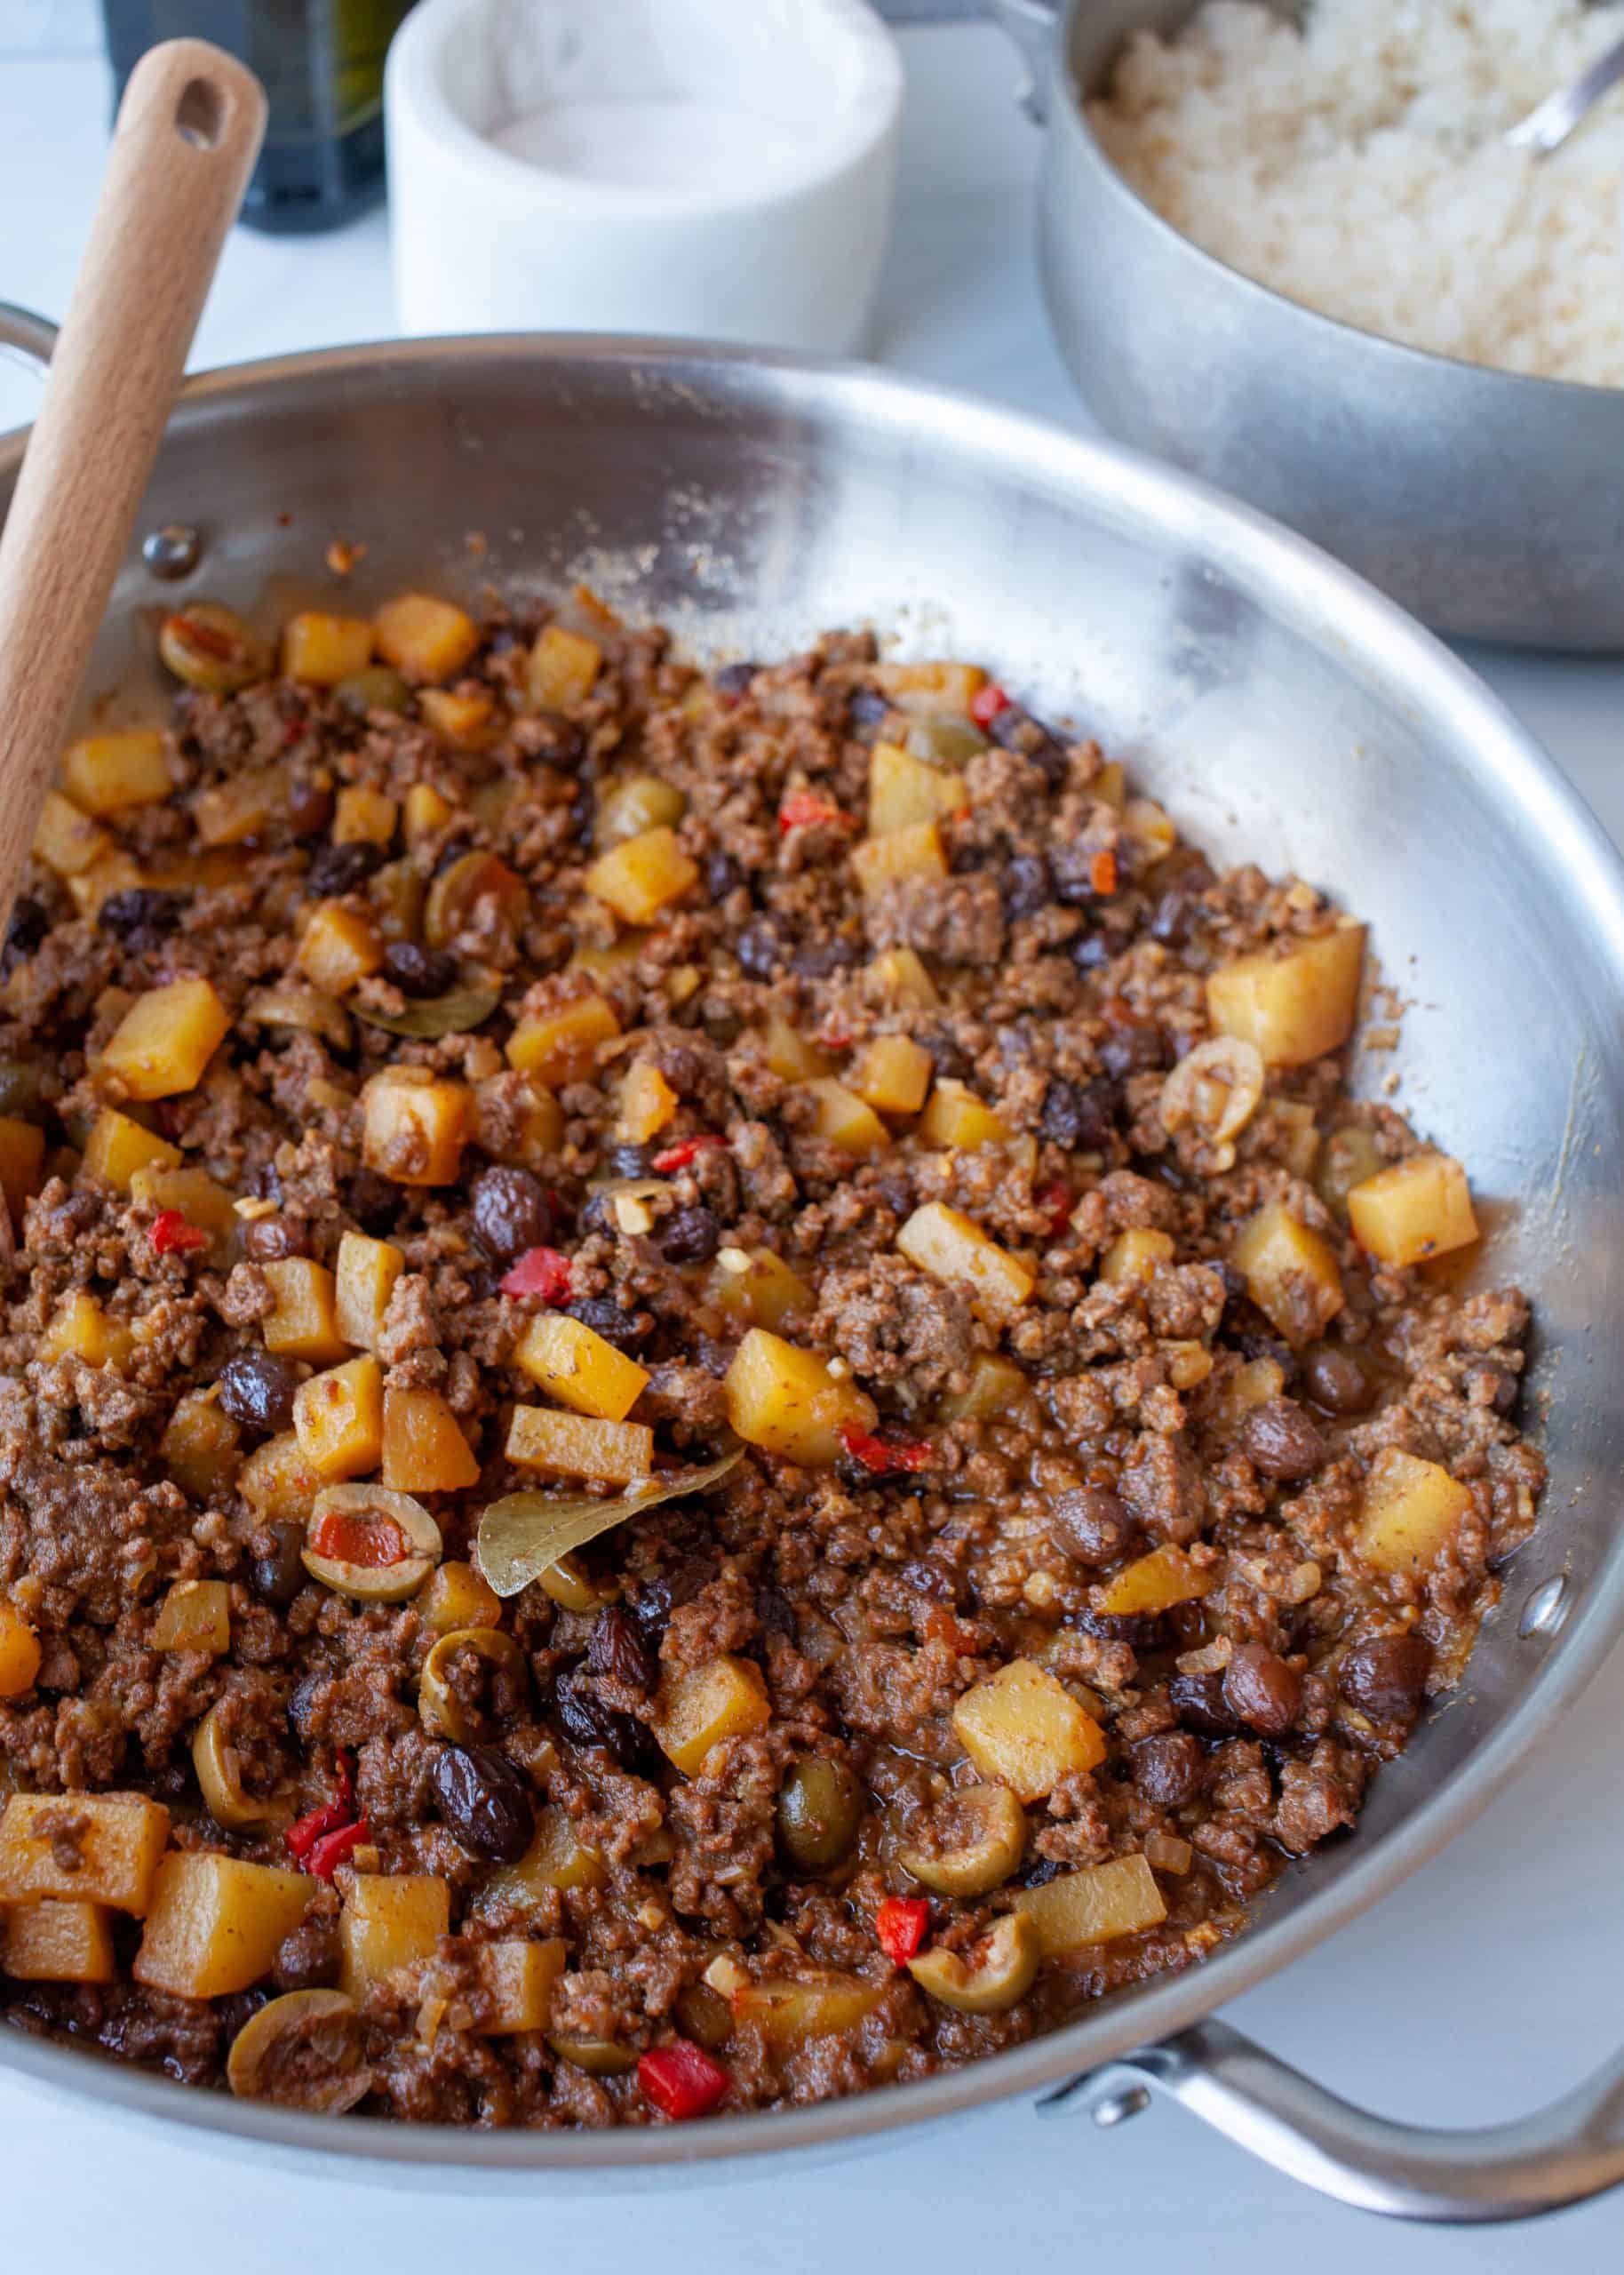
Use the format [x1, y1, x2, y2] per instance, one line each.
[1005, 0, 1624, 649]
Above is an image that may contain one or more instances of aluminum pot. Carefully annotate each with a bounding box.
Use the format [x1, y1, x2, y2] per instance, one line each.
[2, 314, 1623, 2219]
[989, 0, 1624, 652]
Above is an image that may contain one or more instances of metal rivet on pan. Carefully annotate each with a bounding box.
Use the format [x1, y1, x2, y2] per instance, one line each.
[1090, 2087, 1150, 2128]
[1517, 1575, 1569, 1640]
[141, 523, 201, 579]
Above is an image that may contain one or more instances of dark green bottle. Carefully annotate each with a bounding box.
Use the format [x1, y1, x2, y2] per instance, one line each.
[102, 0, 415, 234]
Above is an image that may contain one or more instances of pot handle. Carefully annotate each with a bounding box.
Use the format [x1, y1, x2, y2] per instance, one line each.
[0, 305, 60, 383]
[985, 0, 1059, 122]
[1039, 2018, 1624, 2223]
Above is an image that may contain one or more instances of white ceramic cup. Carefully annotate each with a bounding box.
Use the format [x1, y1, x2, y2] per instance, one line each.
[386, 0, 904, 354]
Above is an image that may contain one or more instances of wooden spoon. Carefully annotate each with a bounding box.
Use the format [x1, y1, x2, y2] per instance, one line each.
[0, 40, 266, 935]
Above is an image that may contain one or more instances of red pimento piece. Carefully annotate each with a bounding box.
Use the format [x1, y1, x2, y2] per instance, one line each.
[838, 1425, 934, 1476]
[499, 1245, 574, 1304]
[638, 2040, 730, 2121]
[777, 790, 847, 835]
[1090, 848, 1118, 897]
[876, 1896, 930, 1967]
[150, 1209, 208, 1257]
[969, 682, 1010, 729]
[286, 1797, 348, 1862]
[306, 1816, 370, 1882]
[651, 1135, 726, 1175]
[309, 1507, 408, 1570]
[1037, 1180, 1075, 1239]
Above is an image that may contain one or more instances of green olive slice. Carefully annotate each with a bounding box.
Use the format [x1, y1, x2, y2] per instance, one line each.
[418, 1625, 527, 1743]
[242, 986, 354, 1054]
[907, 1912, 1039, 2015]
[776, 1757, 864, 1876]
[157, 602, 271, 694]
[547, 2032, 637, 2077]
[354, 986, 500, 1041]
[334, 666, 413, 718]
[227, 1990, 371, 2111]
[302, 1483, 442, 1602]
[423, 850, 528, 952]
[896, 1783, 1026, 1898]
[192, 1701, 291, 1832]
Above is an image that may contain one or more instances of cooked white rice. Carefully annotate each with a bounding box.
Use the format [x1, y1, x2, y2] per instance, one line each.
[1088, 0, 1624, 385]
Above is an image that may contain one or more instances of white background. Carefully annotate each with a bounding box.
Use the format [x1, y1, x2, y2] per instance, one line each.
[3, 12, 1623, 2270]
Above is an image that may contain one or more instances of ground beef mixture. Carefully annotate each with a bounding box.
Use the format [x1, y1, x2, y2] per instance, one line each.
[0, 588, 1544, 2129]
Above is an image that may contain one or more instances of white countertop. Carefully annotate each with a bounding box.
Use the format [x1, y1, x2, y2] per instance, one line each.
[3, 20, 1623, 2272]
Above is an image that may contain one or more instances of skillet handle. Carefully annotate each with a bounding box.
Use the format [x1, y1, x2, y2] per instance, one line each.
[0, 304, 60, 384]
[1039, 2019, 1624, 2223]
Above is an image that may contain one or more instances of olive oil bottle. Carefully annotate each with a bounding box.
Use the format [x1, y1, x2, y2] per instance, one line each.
[101, 0, 415, 233]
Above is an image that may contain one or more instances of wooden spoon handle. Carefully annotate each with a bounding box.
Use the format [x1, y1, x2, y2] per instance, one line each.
[0, 40, 266, 929]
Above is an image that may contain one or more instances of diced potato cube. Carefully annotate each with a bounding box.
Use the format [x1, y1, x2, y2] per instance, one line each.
[898, 1201, 1034, 1321]
[584, 825, 698, 926]
[402, 781, 457, 841]
[1357, 1448, 1474, 1577]
[135, 1852, 311, 1998]
[506, 1406, 654, 1484]
[1096, 1545, 1214, 1617]
[331, 785, 399, 847]
[38, 1291, 133, 1369]
[294, 1355, 385, 1481]
[261, 1257, 347, 1364]
[4, 1897, 115, 1983]
[191, 762, 291, 849]
[82, 1107, 181, 1193]
[1012, 1854, 1167, 1954]
[338, 1872, 450, 1998]
[374, 593, 480, 682]
[159, 1387, 242, 1501]
[418, 688, 498, 753]
[513, 1313, 649, 1422]
[418, 1559, 502, 1637]
[705, 1246, 811, 1332]
[33, 789, 109, 877]
[100, 978, 229, 1100]
[334, 1230, 405, 1353]
[1206, 926, 1365, 1067]
[474, 1808, 603, 1912]
[282, 611, 374, 685]
[1098, 1228, 1174, 1288]
[597, 774, 686, 847]
[732, 1976, 881, 2051]
[0, 1115, 44, 1227]
[722, 1328, 876, 1467]
[1348, 1152, 1478, 1268]
[867, 741, 968, 836]
[381, 1387, 479, 1493]
[653, 1655, 771, 1776]
[473, 1074, 564, 1170]
[617, 1059, 679, 1144]
[66, 849, 143, 918]
[918, 1081, 1010, 1151]
[61, 730, 170, 816]
[149, 1578, 231, 1655]
[361, 1066, 470, 1187]
[297, 901, 384, 995]
[939, 1352, 1031, 1422]
[800, 1076, 892, 1154]
[761, 1018, 833, 1083]
[0, 1601, 41, 1698]
[849, 1036, 934, 1118]
[1232, 1201, 1345, 1345]
[0, 1792, 170, 1912]
[876, 660, 987, 716]
[506, 994, 619, 1085]
[952, 1659, 1106, 1801]
[238, 1430, 322, 1523]
[474, 1937, 567, 2034]
[864, 946, 940, 1010]
[527, 623, 601, 711]
[850, 820, 947, 898]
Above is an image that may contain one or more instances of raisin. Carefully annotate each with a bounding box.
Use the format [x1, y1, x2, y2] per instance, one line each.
[566, 1296, 649, 1353]
[1129, 1732, 1204, 1808]
[1301, 1343, 1376, 1416]
[1099, 1019, 1169, 1079]
[4, 896, 48, 964]
[705, 848, 745, 900]
[345, 1167, 399, 1234]
[990, 706, 1068, 784]
[1048, 1487, 1134, 1568]
[306, 840, 386, 897]
[1041, 1076, 1120, 1151]
[586, 1608, 656, 1693]
[382, 940, 458, 999]
[736, 921, 783, 980]
[713, 661, 758, 696]
[241, 1215, 312, 1264]
[249, 1521, 307, 1608]
[847, 688, 891, 731]
[286, 776, 335, 839]
[1168, 1671, 1243, 1740]
[271, 1919, 342, 1993]
[469, 1166, 555, 1263]
[431, 1744, 535, 1864]
[1241, 1399, 1328, 1481]
[660, 1206, 720, 1265]
[1339, 1633, 1431, 1725]
[1222, 1643, 1302, 1737]
[553, 1673, 649, 1771]
[1148, 859, 1215, 946]
[218, 1350, 297, 1435]
[609, 1142, 653, 1178]
[1001, 855, 1052, 922]
[790, 938, 856, 978]
[97, 888, 187, 953]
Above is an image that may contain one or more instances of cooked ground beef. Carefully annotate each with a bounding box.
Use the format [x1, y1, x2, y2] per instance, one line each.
[0, 593, 1544, 2132]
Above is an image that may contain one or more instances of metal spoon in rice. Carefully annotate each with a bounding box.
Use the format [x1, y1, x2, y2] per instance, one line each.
[1505, 21, 1624, 156]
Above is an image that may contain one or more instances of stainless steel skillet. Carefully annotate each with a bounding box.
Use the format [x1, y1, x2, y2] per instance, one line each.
[1, 316, 1622, 2220]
